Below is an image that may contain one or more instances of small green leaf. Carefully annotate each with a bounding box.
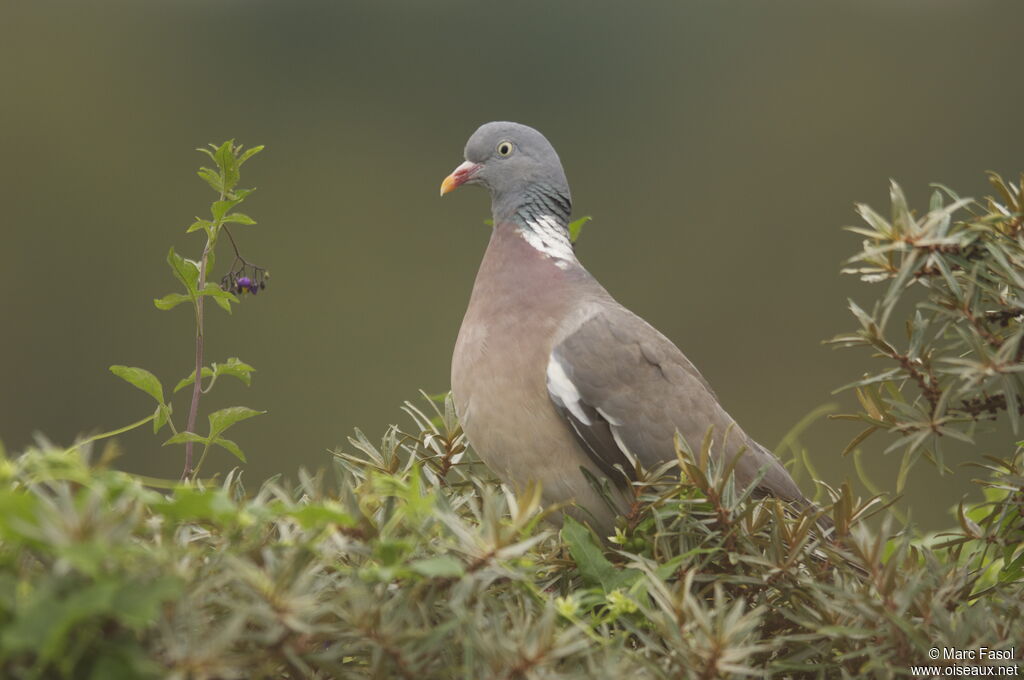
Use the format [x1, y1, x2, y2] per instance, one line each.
[223, 212, 256, 225]
[216, 357, 256, 386]
[214, 139, 235, 168]
[166, 247, 200, 296]
[214, 140, 240, 192]
[110, 366, 164, 404]
[153, 292, 192, 310]
[187, 218, 213, 234]
[173, 367, 214, 394]
[568, 215, 592, 243]
[198, 283, 236, 300]
[152, 403, 172, 434]
[163, 431, 208, 447]
[211, 198, 243, 223]
[197, 167, 222, 193]
[562, 516, 640, 592]
[174, 358, 255, 393]
[197, 283, 237, 311]
[212, 437, 246, 462]
[191, 283, 237, 314]
[213, 294, 232, 313]
[208, 406, 264, 440]
[654, 554, 690, 580]
[237, 144, 264, 166]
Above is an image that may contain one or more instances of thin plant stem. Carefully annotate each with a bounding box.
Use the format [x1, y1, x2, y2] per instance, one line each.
[193, 439, 213, 479]
[223, 225, 242, 259]
[182, 240, 210, 481]
[72, 413, 156, 450]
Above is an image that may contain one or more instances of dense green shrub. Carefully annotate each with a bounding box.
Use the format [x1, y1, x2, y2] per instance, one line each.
[0, 164, 1021, 678]
[0, 391, 1019, 678]
[831, 173, 1024, 494]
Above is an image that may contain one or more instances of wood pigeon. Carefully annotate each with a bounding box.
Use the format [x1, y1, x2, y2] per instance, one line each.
[441, 121, 818, 536]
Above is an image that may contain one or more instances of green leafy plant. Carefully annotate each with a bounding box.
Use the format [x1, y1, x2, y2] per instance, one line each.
[106, 141, 268, 481]
[830, 174, 1024, 486]
[0, 391, 1019, 679]
[829, 172, 1024, 608]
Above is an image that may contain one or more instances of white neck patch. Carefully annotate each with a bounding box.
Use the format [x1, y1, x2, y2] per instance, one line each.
[517, 215, 576, 269]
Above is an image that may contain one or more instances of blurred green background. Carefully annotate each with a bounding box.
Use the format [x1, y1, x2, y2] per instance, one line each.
[2, 1, 1022, 529]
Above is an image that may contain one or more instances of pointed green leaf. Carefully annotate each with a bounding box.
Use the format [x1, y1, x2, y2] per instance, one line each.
[212, 437, 246, 462]
[223, 212, 256, 225]
[211, 198, 243, 223]
[214, 139, 235, 168]
[197, 167, 222, 193]
[163, 431, 208, 447]
[153, 292, 192, 310]
[166, 247, 200, 296]
[173, 367, 214, 394]
[153, 403, 172, 434]
[174, 358, 254, 394]
[207, 406, 264, 439]
[214, 140, 240, 192]
[237, 144, 264, 166]
[198, 283, 237, 303]
[187, 218, 213, 234]
[562, 516, 640, 592]
[110, 366, 164, 404]
[213, 294, 232, 313]
[568, 215, 592, 243]
[216, 357, 255, 386]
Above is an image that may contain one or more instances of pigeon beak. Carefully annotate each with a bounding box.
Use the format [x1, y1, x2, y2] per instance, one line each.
[440, 160, 482, 196]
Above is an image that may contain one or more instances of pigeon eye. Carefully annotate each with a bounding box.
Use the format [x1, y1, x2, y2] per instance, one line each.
[496, 141, 514, 157]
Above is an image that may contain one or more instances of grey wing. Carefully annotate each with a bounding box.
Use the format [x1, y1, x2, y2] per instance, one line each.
[545, 307, 805, 502]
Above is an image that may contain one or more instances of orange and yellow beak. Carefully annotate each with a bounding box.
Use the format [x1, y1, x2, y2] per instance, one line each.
[440, 160, 482, 196]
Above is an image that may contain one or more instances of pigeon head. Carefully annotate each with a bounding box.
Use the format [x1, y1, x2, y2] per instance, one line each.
[441, 122, 572, 222]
